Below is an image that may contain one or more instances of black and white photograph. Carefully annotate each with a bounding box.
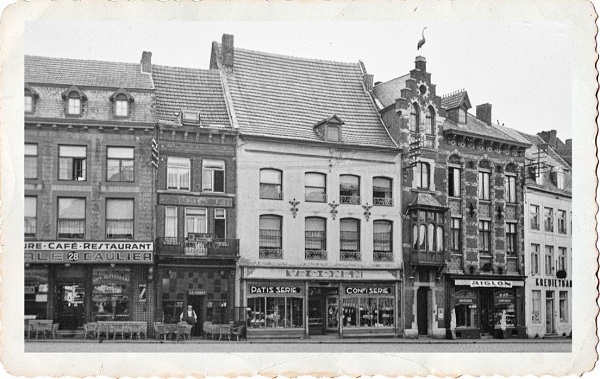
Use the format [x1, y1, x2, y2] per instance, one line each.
[0, 0, 598, 377]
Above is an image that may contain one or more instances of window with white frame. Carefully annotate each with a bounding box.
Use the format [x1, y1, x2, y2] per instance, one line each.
[305, 217, 326, 260]
[59, 145, 87, 181]
[259, 215, 283, 259]
[185, 208, 207, 237]
[114, 93, 129, 117]
[558, 247, 567, 272]
[57, 198, 85, 239]
[25, 143, 38, 179]
[340, 218, 360, 260]
[458, 108, 466, 124]
[557, 210, 567, 234]
[530, 205, 540, 230]
[259, 169, 283, 200]
[164, 206, 178, 243]
[372, 177, 392, 206]
[106, 199, 134, 240]
[505, 223, 517, 256]
[107, 147, 134, 182]
[544, 245, 554, 275]
[25, 196, 37, 238]
[559, 291, 568, 322]
[305, 172, 327, 202]
[448, 167, 461, 197]
[415, 162, 430, 189]
[478, 171, 490, 200]
[532, 290, 541, 323]
[202, 160, 225, 192]
[478, 220, 491, 254]
[531, 244, 540, 275]
[167, 157, 190, 190]
[214, 208, 226, 239]
[339, 175, 361, 204]
[373, 220, 393, 261]
[25, 89, 35, 113]
[544, 207, 554, 232]
[67, 91, 82, 115]
[505, 175, 517, 203]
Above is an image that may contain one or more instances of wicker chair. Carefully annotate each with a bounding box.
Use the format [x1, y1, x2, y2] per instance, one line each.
[155, 324, 169, 341]
[202, 321, 213, 339]
[51, 323, 60, 339]
[113, 323, 127, 340]
[83, 322, 97, 339]
[177, 322, 192, 341]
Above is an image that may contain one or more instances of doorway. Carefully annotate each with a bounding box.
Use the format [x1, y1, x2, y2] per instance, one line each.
[545, 291, 555, 334]
[55, 281, 85, 330]
[480, 289, 494, 335]
[308, 286, 338, 336]
[416, 287, 428, 335]
[187, 295, 205, 337]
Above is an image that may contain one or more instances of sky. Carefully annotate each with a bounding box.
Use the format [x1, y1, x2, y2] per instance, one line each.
[25, 21, 572, 141]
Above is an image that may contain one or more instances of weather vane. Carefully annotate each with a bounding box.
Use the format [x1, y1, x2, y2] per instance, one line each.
[417, 27, 427, 50]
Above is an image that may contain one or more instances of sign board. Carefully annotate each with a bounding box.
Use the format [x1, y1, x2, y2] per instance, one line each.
[25, 250, 154, 264]
[533, 278, 572, 288]
[188, 290, 206, 295]
[244, 267, 399, 281]
[24, 242, 153, 251]
[345, 287, 392, 295]
[454, 279, 523, 288]
[36, 294, 48, 302]
[249, 286, 301, 294]
[159, 193, 233, 208]
[138, 284, 147, 303]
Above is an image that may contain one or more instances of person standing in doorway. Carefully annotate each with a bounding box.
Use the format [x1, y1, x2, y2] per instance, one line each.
[180, 305, 198, 332]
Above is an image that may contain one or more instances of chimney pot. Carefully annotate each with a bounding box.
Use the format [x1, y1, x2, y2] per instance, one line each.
[415, 56, 427, 72]
[476, 103, 492, 126]
[140, 51, 152, 74]
[222, 34, 234, 72]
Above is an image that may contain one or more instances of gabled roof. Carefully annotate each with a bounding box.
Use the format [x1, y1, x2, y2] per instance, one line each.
[490, 123, 532, 145]
[25, 55, 154, 90]
[214, 44, 397, 148]
[518, 132, 570, 168]
[441, 90, 471, 110]
[443, 113, 530, 147]
[371, 75, 410, 109]
[152, 65, 231, 128]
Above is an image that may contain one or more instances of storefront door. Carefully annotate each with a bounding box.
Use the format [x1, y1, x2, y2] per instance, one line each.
[546, 292, 555, 334]
[416, 287, 428, 335]
[326, 296, 339, 334]
[480, 289, 494, 335]
[308, 288, 326, 335]
[187, 295, 205, 337]
[54, 281, 85, 330]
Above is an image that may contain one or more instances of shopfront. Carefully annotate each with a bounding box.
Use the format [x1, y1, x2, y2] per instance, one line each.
[446, 276, 526, 339]
[24, 241, 154, 331]
[526, 277, 572, 338]
[241, 267, 402, 339]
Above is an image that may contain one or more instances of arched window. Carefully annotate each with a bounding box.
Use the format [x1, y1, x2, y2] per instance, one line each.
[410, 103, 420, 132]
[305, 172, 327, 202]
[67, 91, 82, 115]
[340, 218, 360, 261]
[305, 217, 327, 260]
[373, 177, 392, 206]
[340, 175, 360, 204]
[260, 169, 283, 200]
[114, 93, 129, 117]
[259, 215, 283, 259]
[426, 106, 435, 135]
[373, 220, 393, 261]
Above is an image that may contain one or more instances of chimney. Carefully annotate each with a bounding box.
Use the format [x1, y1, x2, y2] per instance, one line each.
[363, 74, 374, 92]
[140, 51, 152, 74]
[565, 139, 572, 149]
[222, 34, 234, 72]
[415, 56, 426, 72]
[476, 103, 492, 126]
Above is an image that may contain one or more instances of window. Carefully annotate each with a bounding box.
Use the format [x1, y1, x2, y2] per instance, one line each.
[505, 175, 517, 203]
[478, 171, 490, 200]
[410, 103, 419, 132]
[557, 210, 567, 234]
[342, 295, 394, 328]
[373, 177, 392, 206]
[373, 220, 393, 261]
[448, 167, 461, 197]
[106, 199, 134, 239]
[478, 220, 491, 254]
[247, 295, 304, 329]
[558, 247, 567, 272]
[25, 89, 34, 113]
[415, 162, 430, 189]
[426, 106, 435, 135]
[531, 244, 540, 275]
[25, 196, 37, 238]
[164, 207, 178, 242]
[92, 268, 130, 321]
[185, 208, 207, 237]
[326, 125, 341, 142]
[25, 143, 38, 179]
[167, 157, 190, 190]
[59, 145, 87, 181]
[259, 169, 283, 200]
[554, 168, 565, 190]
[451, 218, 461, 253]
[412, 211, 445, 254]
[107, 147, 134, 182]
[305, 217, 326, 260]
[259, 215, 283, 258]
[544, 207, 554, 232]
[305, 173, 327, 202]
[57, 198, 85, 239]
[545, 245, 554, 275]
[339, 175, 360, 204]
[458, 108, 466, 124]
[214, 209, 226, 239]
[340, 218, 360, 260]
[530, 205, 540, 230]
[67, 91, 82, 115]
[505, 223, 517, 256]
[202, 160, 225, 192]
[559, 291, 568, 322]
[532, 290, 541, 323]
[114, 94, 129, 117]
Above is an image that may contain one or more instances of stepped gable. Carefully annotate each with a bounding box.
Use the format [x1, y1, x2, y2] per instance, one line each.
[216, 44, 397, 148]
[25, 55, 154, 90]
[152, 65, 231, 128]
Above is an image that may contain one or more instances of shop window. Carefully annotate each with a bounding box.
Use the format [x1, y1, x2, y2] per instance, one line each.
[92, 267, 130, 321]
[415, 162, 430, 189]
[448, 167, 461, 197]
[478, 220, 491, 255]
[454, 290, 478, 328]
[410, 103, 419, 132]
[339, 175, 360, 204]
[559, 291, 568, 322]
[373, 220, 392, 261]
[107, 147, 134, 182]
[545, 245, 554, 275]
[478, 171, 490, 200]
[305, 217, 326, 260]
[260, 169, 283, 200]
[259, 215, 283, 259]
[57, 197, 85, 239]
[305, 172, 327, 202]
[114, 93, 129, 117]
[59, 145, 87, 181]
[185, 208, 207, 237]
[167, 157, 190, 190]
[505, 175, 517, 203]
[25, 143, 38, 179]
[164, 206, 178, 243]
[214, 208, 226, 239]
[557, 210, 567, 234]
[531, 244, 540, 275]
[505, 222, 517, 256]
[247, 295, 303, 328]
[544, 207, 554, 232]
[451, 218, 461, 254]
[342, 295, 394, 328]
[494, 290, 516, 328]
[340, 218, 360, 260]
[25, 196, 37, 238]
[202, 159, 225, 192]
[532, 290, 541, 323]
[25, 268, 48, 320]
[426, 106, 435, 135]
[558, 247, 567, 272]
[67, 91, 82, 115]
[106, 199, 134, 240]
[530, 205, 540, 230]
[373, 177, 392, 206]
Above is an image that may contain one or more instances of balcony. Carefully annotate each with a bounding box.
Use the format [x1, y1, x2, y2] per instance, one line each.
[305, 250, 327, 260]
[155, 237, 239, 258]
[410, 249, 445, 266]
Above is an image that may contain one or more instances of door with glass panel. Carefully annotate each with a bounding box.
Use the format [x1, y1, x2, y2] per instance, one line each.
[326, 295, 339, 334]
[546, 291, 555, 334]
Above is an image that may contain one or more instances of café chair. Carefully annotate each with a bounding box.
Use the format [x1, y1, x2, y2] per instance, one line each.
[155, 324, 169, 341]
[202, 321, 213, 339]
[33, 322, 52, 339]
[113, 323, 127, 340]
[230, 325, 244, 341]
[51, 323, 59, 339]
[218, 324, 231, 341]
[96, 323, 110, 340]
[83, 322, 97, 339]
[131, 323, 147, 340]
[176, 322, 192, 342]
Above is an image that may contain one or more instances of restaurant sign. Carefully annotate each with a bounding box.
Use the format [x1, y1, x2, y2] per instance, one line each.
[24, 241, 153, 264]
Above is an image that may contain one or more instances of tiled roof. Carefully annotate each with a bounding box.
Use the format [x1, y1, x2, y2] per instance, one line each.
[152, 65, 231, 128]
[25, 55, 154, 90]
[371, 75, 410, 109]
[490, 123, 532, 145]
[518, 132, 570, 168]
[217, 45, 396, 148]
[443, 113, 529, 146]
[441, 90, 468, 110]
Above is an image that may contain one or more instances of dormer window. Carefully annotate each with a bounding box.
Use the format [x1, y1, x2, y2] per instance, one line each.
[24, 84, 39, 114]
[313, 115, 344, 142]
[553, 167, 565, 190]
[326, 125, 340, 141]
[61, 86, 87, 117]
[459, 108, 466, 124]
[180, 109, 202, 126]
[110, 88, 134, 118]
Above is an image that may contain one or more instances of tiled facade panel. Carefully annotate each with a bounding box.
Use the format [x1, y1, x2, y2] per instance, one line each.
[129, 265, 155, 323]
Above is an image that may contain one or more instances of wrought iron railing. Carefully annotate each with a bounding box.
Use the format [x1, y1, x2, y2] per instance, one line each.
[259, 248, 283, 259]
[339, 195, 361, 205]
[373, 251, 393, 262]
[155, 237, 239, 257]
[305, 250, 327, 260]
[373, 197, 393, 206]
[340, 251, 361, 261]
